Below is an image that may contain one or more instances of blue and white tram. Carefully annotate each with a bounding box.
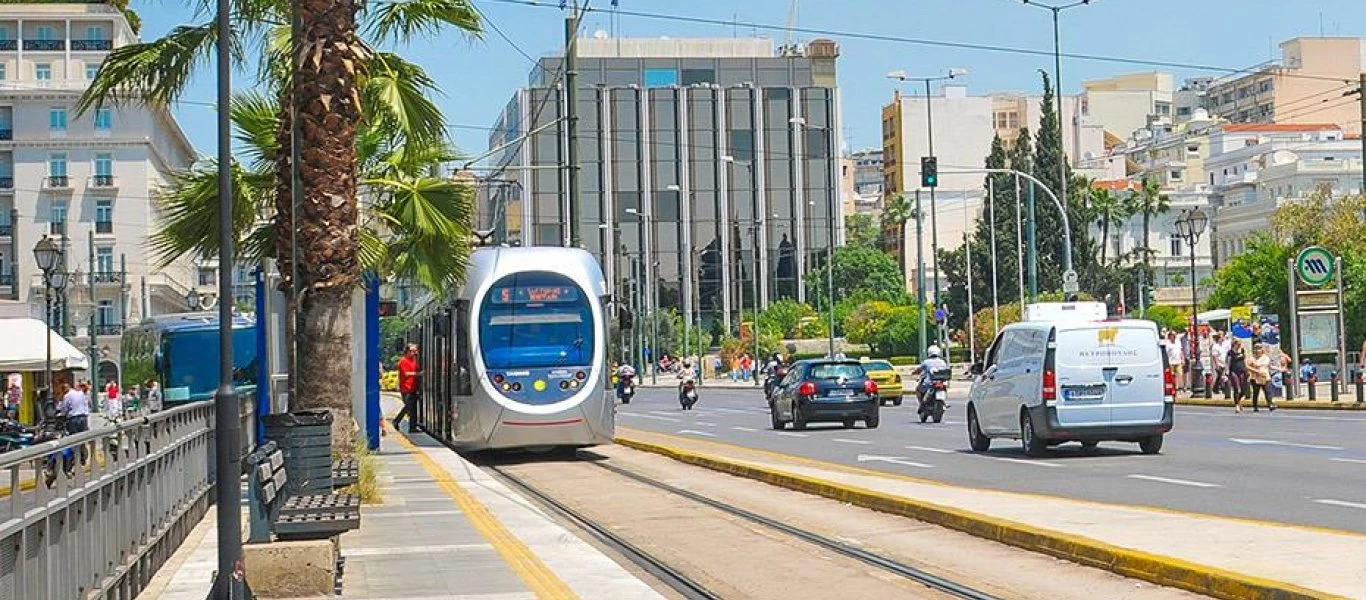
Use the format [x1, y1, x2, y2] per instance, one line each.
[409, 246, 613, 451]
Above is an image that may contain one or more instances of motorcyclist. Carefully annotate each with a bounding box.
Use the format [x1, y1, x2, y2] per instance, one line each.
[917, 345, 950, 400]
[615, 363, 637, 398]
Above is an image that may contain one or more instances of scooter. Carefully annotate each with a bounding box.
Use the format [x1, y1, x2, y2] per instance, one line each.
[0, 418, 37, 453]
[679, 378, 699, 410]
[917, 366, 952, 423]
[763, 364, 788, 403]
[617, 374, 636, 404]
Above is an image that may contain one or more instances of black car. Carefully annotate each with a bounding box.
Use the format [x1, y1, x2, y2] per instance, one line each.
[769, 360, 880, 430]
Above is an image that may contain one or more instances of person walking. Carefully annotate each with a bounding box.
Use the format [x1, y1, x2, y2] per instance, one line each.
[59, 382, 91, 434]
[1163, 332, 1185, 394]
[1248, 344, 1277, 412]
[1210, 332, 1228, 399]
[393, 343, 420, 432]
[144, 379, 163, 413]
[1227, 339, 1249, 413]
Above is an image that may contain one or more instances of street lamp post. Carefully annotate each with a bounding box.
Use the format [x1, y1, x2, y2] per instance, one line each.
[1174, 208, 1208, 397]
[666, 184, 692, 364]
[887, 68, 968, 353]
[1021, 0, 1096, 216]
[626, 207, 658, 384]
[786, 117, 838, 358]
[33, 236, 64, 407]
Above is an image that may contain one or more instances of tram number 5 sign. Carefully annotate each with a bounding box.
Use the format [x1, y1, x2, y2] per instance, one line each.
[1295, 246, 1336, 287]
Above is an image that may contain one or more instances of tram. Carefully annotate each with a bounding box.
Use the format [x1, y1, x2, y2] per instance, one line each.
[406, 246, 613, 451]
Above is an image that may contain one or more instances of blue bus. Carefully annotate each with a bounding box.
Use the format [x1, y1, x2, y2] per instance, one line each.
[121, 312, 258, 404]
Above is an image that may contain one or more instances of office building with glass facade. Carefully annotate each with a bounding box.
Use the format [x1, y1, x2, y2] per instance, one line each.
[482, 36, 844, 334]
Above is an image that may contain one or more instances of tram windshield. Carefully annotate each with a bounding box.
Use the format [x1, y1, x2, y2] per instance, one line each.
[479, 273, 594, 370]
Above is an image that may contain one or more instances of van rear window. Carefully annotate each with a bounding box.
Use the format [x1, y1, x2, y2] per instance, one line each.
[1055, 327, 1161, 368]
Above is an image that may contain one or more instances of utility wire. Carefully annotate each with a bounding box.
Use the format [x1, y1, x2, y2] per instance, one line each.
[472, 1, 541, 65]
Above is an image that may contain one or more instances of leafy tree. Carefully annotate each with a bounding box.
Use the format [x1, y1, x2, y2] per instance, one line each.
[758, 299, 825, 339]
[1140, 305, 1187, 333]
[969, 302, 1022, 356]
[1206, 234, 1293, 334]
[379, 315, 410, 367]
[880, 193, 914, 273]
[843, 301, 922, 357]
[1090, 186, 1129, 266]
[845, 213, 881, 250]
[1130, 176, 1171, 288]
[806, 245, 904, 310]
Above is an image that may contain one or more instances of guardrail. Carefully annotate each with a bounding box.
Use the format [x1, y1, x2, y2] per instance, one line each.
[0, 397, 252, 600]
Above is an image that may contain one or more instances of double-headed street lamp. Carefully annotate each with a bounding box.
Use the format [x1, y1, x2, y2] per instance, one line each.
[886, 68, 968, 355]
[1020, 0, 1098, 214]
[1174, 208, 1209, 396]
[33, 236, 68, 407]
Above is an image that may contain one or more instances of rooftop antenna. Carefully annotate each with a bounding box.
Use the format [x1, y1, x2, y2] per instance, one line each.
[783, 0, 799, 51]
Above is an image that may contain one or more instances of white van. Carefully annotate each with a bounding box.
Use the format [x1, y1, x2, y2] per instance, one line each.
[965, 317, 1173, 456]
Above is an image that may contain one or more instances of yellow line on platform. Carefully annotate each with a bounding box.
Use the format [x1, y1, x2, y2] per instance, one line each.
[388, 421, 579, 600]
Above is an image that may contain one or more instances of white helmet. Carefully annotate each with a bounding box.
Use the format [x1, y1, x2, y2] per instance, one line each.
[926, 345, 943, 358]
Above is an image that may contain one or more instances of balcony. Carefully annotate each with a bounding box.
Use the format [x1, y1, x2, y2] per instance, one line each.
[90, 174, 117, 189]
[0, 130, 10, 141]
[0, 41, 15, 51]
[49, 221, 66, 237]
[0, 177, 11, 191]
[93, 271, 125, 285]
[23, 40, 66, 52]
[95, 220, 112, 234]
[71, 39, 112, 52]
[45, 175, 71, 190]
[0, 225, 11, 238]
[93, 323, 123, 336]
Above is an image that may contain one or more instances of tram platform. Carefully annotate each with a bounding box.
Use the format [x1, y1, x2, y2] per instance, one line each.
[138, 396, 662, 600]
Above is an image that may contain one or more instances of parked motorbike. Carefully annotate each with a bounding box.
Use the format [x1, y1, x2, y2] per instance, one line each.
[33, 417, 75, 488]
[917, 366, 952, 423]
[679, 379, 699, 410]
[617, 374, 636, 404]
[0, 418, 37, 453]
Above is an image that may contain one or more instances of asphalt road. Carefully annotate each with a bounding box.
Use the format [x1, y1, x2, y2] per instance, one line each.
[616, 386, 1366, 533]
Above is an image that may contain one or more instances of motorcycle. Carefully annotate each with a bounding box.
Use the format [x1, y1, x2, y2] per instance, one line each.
[33, 417, 75, 488]
[0, 418, 37, 453]
[617, 374, 636, 404]
[763, 364, 788, 402]
[679, 379, 699, 410]
[917, 366, 952, 423]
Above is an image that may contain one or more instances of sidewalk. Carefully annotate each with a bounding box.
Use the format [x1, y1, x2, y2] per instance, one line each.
[617, 427, 1366, 600]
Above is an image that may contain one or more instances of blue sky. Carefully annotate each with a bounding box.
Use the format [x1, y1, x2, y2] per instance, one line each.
[140, 0, 1366, 157]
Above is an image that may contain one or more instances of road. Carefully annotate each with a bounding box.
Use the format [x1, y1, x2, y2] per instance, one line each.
[616, 386, 1366, 533]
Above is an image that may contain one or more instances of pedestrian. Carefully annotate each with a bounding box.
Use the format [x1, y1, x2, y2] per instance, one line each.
[1227, 339, 1249, 413]
[393, 343, 420, 432]
[1248, 343, 1277, 412]
[144, 379, 163, 413]
[1163, 332, 1185, 393]
[59, 382, 91, 434]
[3, 376, 21, 421]
[1210, 332, 1228, 399]
[105, 379, 119, 410]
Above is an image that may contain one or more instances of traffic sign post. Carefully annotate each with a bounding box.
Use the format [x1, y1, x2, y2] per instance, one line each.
[1289, 247, 1347, 400]
[1062, 269, 1079, 294]
[1296, 246, 1335, 287]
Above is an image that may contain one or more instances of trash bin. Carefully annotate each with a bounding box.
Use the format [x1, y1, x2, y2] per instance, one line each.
[263, 410, 334, 494]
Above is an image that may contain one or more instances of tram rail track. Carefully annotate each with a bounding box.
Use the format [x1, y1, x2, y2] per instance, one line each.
[490, 451, 1000, 600]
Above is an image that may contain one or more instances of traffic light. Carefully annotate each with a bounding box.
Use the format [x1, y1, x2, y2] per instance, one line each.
[920, 156, 938, 188]
[1142, 285, 1155, 309]
[618, 305, 633, 330]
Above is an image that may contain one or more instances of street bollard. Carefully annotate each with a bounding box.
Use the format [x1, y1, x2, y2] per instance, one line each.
[1204, 372, 1213, 399]
[1355, 369, 1364, 404]
[1308, 375, 1317, 401]
[1330, 371, 1340, 403]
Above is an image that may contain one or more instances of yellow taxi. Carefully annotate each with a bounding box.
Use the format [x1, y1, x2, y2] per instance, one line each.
[861, 359, 904, 406]
[381, 370, 398, 392]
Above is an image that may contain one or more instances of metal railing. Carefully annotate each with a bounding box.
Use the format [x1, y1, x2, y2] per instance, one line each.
[91, 175, 116, 188]
[0, 177, 12, 190]
[0, 130, 11, 141]
[0, 401, 230, 600]
[70, 40, 112, 51]
[46, 176, 70, 189]
[94, 220, 112, 234]
[0, 41, 15, 51]
[93, 323, 123, 336]
[0, 224, 10, 237]
[23, 40, 66, 51]
[92, 271, 124, 285]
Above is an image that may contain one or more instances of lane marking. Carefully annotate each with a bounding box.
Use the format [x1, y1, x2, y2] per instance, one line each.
[712, 408, 751, 414]
[677, 429, 717, 438]
[731, 426, 758, 433]
[648, 411, 679, 417]
[389, 424, 580, 599]
[993, 457, 1066, 468]
[905, 445, 954, 454]
[616, 413, 680, 423]
[1229, 438, 1345, 451]
[1314, 498, 1366, 510]
[1329, 457, 1366, 465]
[694, 422, 718, 427]
[775, 431, 808, 438]
[856, 454, 935, 469]
[1127, 474, 1221, 488]
[832, 438, 872, 445]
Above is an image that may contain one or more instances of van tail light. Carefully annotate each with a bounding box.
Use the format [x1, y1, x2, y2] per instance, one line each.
[798, 381, 816, 396]
[1163, 368, 1176, 399]
[864, 380, 878, 395]
[1042, 369, 1057, 403]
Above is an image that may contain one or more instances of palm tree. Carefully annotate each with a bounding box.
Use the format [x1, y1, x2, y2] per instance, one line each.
[880, 193, 914, 276]
[1089, 187, 1127, 265]
[79, 0, 482, 442]
[1132, 176, 1171, 277]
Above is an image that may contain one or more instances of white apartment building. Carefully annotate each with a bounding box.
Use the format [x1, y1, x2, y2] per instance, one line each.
[1, 3, 197, 382]
[1205, 123, 1362, 265]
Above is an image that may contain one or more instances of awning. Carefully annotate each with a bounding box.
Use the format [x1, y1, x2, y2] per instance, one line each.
[0, 318, 91, 372]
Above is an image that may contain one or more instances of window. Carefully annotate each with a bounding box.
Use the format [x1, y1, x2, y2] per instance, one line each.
[198, 267, 216, 286]
[94, 108, 112, 131]
[643, 68, 679, 88]
[1176, 106, 1192, 117]
[1170, 169, 1182, 181]
[50, 202, 67, 235]
[1169, 236, 1184, 257]
[96, 247, 114, 274]
[95, 199, 113, 233]
[0, 64, 5, 81]
[1187, 144, 1199, 155]
[95, 153, 113, 177]
[86, 64, 98, 80]
[35, 26, 54, 41]
[681, 69, 715, 85]
[1155, 101, 1171, 115]
[85, 26, 103, 42]
[49, 107, 67, 132]
[97, 300, 115, 327]
[35, 63, 52, 81]
[49, 153, 67, 177]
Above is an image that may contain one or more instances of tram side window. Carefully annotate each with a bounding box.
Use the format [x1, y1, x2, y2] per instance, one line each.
[454, 301, 473, 396]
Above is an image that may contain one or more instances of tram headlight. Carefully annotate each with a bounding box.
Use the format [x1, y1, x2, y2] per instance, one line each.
[558, 380, 570, 390]
[511, 382, 522, 392]
[575, 371, 586, 380]
[500, 382, 511, 392]
[493, 374, 505, 384]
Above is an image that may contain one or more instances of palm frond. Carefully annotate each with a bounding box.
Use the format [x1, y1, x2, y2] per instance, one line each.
[360, 52, 448, 147]
[148, 160, 273, 268]
[77, 23, 221, 114]
[230, 91, 283, 171]
[363, 0, 483, 47]
[367, 176, 475, 290]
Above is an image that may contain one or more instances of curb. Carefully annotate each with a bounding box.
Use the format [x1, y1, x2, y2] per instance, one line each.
[615, 435, 1347, 600]
[1177, 398, 1366, 410]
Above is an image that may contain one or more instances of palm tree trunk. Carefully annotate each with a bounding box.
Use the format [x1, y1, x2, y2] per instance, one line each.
[295, 0, 362, 451]
[1100, 220, 1109, 265]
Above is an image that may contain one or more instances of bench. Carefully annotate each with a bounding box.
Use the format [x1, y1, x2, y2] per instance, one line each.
[247, 441, 361, 543]
[332, 457, 359, 488]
